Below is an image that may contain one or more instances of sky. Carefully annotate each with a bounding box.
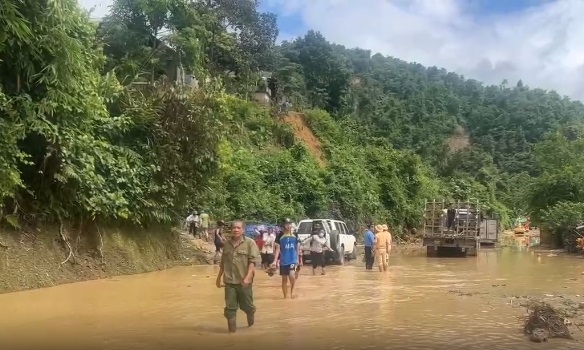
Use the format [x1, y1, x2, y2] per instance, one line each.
[80, 0, 584, 101]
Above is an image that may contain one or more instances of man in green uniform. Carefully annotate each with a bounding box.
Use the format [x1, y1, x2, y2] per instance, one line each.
[200, 210, 210, 241]
[215, 220, 261, 333]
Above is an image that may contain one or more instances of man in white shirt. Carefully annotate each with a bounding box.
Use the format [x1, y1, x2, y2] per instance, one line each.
[260, 228, 276, 269]
[185, 211, 200, 238]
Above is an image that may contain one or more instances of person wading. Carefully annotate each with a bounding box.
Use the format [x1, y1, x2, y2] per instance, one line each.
[374, 224, 390, 272]
[308, 227, 331, 275]
[260, 227, 276, 269]
[213, 220, 226, 265]
[382, 224, 392, 266]
[273, 218, 302, 299]
[215, 220, 261, 333]
[363, 224, 375, 270]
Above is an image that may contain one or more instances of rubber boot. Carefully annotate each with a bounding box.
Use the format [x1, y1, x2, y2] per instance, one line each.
[227, 318, 237, 333]
[247, 312, 255, 327]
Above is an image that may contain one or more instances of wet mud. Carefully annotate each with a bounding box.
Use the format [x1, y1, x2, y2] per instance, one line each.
[0, 248, 582, 350]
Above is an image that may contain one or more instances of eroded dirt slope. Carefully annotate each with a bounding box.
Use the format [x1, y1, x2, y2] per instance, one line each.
[282, 112, 326, 166]
[0, 228, 212, 294]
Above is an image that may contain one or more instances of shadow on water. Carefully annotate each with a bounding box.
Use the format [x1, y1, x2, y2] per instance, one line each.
[0, 248, 582, 350]
[436, 246, 468, 257]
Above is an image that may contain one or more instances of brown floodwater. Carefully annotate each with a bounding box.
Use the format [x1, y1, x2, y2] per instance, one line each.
[0, 248, 582, 350]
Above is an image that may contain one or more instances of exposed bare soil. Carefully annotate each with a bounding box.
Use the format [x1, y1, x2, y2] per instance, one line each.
[282, 112, 326, 166]
[0, 226, 212, 294]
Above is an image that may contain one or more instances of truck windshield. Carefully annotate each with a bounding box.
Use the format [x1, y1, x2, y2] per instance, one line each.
[297, 222, 313, 236]
[297, 220, 326, 236]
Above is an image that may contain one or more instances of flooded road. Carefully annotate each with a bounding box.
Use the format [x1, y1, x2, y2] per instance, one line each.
[0, 248, 582, 350]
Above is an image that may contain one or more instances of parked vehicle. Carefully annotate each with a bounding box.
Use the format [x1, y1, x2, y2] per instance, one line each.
[423, 200, 481, 257]
[479, 218, 500, 245]
[296, 219, 357, 265]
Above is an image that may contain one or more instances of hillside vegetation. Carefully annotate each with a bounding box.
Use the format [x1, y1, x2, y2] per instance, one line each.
[1, 0, 584, 252]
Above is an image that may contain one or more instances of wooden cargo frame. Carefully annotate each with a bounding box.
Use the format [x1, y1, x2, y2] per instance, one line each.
[422, 199, 480, 257]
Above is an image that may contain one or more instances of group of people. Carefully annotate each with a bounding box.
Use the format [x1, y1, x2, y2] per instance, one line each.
[363, 223, 393, 272]
[185, 210, 210, 241]
[253, 220, 332, 276]
[185, 211, 229, 265]
[214, 218, 392, 333]
[215, 218, 328, 333]
[252, 226, 277, 269]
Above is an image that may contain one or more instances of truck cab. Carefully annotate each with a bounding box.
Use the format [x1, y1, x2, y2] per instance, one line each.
[296, 219, 357, 265]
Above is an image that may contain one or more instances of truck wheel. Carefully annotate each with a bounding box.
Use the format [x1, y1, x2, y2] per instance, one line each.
[329, 231, 340, 252]
[349, 244, 357, 260]
[335, 245, 345, 265]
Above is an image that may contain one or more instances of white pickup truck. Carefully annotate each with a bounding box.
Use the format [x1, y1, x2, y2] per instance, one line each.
[296, 219, 357, 265]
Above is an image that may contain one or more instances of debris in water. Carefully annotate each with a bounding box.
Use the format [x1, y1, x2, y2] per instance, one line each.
[447, 289, 486, 297]
[530, 328, 549, 343]
[522, 301, 573, 342]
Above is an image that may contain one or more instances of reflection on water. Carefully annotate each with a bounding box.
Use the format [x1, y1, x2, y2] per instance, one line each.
[0, 248, 582, 350]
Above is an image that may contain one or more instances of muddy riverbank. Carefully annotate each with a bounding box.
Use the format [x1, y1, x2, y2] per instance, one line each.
[0, 248, 582, 350]
[0, 229, 422, 294]
[0, 227, 213, 294]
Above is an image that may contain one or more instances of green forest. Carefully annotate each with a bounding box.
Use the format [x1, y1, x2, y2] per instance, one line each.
[1, 0, 584, 250]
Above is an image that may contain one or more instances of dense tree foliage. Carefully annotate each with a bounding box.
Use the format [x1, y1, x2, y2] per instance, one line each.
[271, 31, 584, 245]
[2, 0, 584, 248]
[0, 0, 226, 225]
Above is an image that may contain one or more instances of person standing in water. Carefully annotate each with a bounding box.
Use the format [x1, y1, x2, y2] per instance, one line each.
[308, 227, 331, 275]
[374, 224, 390, 272]
[260, 227, 276, 269]
[216, 220, 261, 333]
[382, 224, 392, 266]
[363, 223, 375, 270]
[273, 218, 302, 299]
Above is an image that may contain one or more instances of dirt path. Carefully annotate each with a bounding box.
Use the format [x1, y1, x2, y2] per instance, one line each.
[282, 112, 326, 166]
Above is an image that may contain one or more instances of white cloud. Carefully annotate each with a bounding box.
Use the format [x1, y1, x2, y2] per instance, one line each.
[264, 0, 584, 101]
[78, 0, 112, 19]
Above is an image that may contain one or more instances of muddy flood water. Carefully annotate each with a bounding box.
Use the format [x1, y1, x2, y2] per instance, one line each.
[0, 248, 582, 350]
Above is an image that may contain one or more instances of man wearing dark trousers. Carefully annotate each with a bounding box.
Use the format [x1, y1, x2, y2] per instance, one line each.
[363, 224, 375, 270]
[447, 205, 456, 231]
[216, 220, 261, 333]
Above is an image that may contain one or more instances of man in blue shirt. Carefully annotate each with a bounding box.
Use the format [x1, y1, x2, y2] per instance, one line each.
[273, 218, 302, 299]
[363, 223, 375, 270]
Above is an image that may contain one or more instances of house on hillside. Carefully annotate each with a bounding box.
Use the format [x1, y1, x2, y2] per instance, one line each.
[148, 38, 198, 87]
[96, 19, 198, 87]
[253, 71, 277, 105]
[253, 72, 283, 105]
[133, 33, 199, 87]
[254, 85, 271, 105]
